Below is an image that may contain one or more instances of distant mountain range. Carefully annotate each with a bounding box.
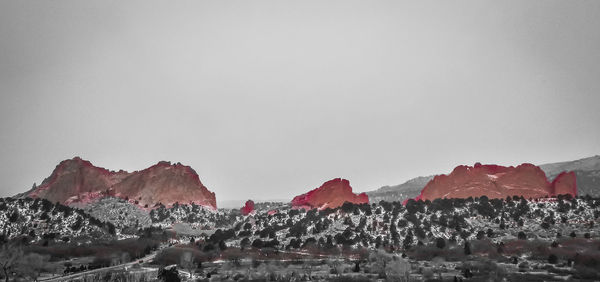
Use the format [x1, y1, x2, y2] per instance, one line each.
[16, 155, 600, 210]
[366, 155, 600, 203]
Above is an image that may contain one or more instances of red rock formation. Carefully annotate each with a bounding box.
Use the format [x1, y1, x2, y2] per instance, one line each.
[291, 178, 369, 210]
[411, 163, 576, 202]
[29, 157, 127, 204]
[551, 171, 577, 196]
[29, 157, 217, 209]
[240, 200, 255, 215]
[112, 161, 216, 209]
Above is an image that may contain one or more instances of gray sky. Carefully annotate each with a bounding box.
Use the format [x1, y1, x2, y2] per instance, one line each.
[1, 1, 599, 204]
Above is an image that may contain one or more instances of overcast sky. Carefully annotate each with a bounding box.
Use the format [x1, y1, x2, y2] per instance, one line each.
[1, 1, 599, 204]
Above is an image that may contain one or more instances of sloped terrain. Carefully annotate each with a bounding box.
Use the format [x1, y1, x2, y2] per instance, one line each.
[81, 197, 152, 231]
[0, 197, 115, 243]
[366, 176, 434, 203]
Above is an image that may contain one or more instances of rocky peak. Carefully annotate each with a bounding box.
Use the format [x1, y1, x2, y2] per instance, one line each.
[28, 157, 217, 209]
[291, 178, 369, 210]
[240, 200, 255, 215]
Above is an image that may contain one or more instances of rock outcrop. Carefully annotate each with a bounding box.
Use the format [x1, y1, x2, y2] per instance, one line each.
[540, 155, 600, 197]
[28, 157, 217, 209]
[240, 200, 255, 215]
[291, 178, 368, 210]
[411, 163, 576, 202]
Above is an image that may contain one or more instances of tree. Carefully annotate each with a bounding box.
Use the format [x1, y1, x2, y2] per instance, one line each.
[476, 230, 485, 240]
[107, 223, 116, 235]
[218, 240, 227, 251]
[20, 253, 51, 282]
[0, 244, 23, 282]
[8, 210, 19, 223]
[436, 237, 446, 249]
[252, 239, 264, 249]
[240, 238, 250, 249]
[548, 254, 558, 264]
[403, 231, 413, 250]
[179, 251, 196, 280]
[463, 268, 473, 278]
[386, 256, 410, 281]
[158, 265, 181, 282]
[464, 241, 471, 255]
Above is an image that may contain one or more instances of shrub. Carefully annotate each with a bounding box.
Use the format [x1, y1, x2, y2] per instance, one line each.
[157, 266, 181, 282]
[464, 241, 472, 255]
[548, 254, 558, 264]
[435, 237, 446, 249]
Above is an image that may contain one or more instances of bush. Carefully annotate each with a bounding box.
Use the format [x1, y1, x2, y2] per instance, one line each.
[464, 241, 472, 255]
[435, 238, 446, 249]
[548, 254, 558, 264]
[157, 266, 181, 282]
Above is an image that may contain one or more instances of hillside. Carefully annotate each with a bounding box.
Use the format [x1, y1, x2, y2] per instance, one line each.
[366, 176, 434, 203]
[81, 197, 153, 232]
[0, 197, 116, 243]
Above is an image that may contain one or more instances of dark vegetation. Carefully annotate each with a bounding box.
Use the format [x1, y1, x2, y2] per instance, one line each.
[2, 194, 600, 280]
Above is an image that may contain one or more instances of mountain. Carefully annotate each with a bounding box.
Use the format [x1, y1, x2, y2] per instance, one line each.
[366, 176, 434, 203]
[27, 157, 217, 209]
[412, 163, 576, 202]
[291, 178, 368, 210]
[540, 155, 600, 197]
[539, 155, 600, 176]
[367, 155, 599, 202]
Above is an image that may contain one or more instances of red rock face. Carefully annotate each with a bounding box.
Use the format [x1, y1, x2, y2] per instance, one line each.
[412, 163, 577, 202]
[551, 171, 577, 196]
[240, 200, 255, 215]
[291, 178, 369, 210]
[29, 157, 217, 209]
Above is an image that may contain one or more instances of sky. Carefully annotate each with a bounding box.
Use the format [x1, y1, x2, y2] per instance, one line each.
[1, 1, 599, 205]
